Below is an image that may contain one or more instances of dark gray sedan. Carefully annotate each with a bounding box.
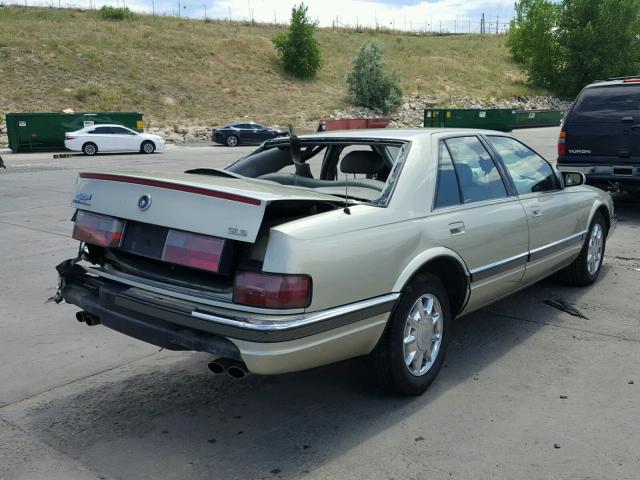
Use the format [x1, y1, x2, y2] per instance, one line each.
[212, 122, 287, 147]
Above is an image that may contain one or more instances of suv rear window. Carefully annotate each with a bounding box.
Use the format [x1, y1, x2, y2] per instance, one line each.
[571, 85, 640, 122]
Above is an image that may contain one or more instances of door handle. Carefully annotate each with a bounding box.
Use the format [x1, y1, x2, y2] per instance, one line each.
[631, 125, 640, 130]
[449, 221, 466, 236]
[530, 205, 542, 217]
[621, 116, 634, 122]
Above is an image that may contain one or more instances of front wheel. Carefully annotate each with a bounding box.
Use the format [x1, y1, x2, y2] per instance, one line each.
[557, 212, 607, 286]
[366, 273, 452, 396]
[141, 140, 155, 154]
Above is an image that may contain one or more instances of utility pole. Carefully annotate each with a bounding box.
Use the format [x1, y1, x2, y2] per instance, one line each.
[151, 0, 155, 15]
[496, 15, 499, 34]
[177, 0, 180, 17]
[203, 3, 206, 20]
[481, 13, 485, 34]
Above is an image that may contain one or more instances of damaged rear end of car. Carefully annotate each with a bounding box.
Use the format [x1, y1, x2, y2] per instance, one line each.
[54, 134, 408, 377]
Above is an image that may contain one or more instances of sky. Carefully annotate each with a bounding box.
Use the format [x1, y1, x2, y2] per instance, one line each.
[21, 0, 518, 32]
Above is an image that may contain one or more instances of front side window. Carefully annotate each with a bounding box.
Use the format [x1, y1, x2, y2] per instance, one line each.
[488, 136, 559, 195]
[445, 136, 507, 203]
[434, 142, 461, 209]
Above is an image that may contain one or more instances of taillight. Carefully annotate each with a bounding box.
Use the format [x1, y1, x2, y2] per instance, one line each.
[558, 130, 567, 156]
[234, 271, 311, 309]
[623, 79, 640, 83]
[72, 210, 125, 247]
[65, 135, 77, 140]
[162, 230, 225, 272]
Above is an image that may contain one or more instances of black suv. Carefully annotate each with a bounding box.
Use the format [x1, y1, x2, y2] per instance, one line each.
[557, 77, 640, 193]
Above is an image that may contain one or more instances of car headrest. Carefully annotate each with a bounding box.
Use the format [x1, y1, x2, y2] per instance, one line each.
[455, 163, 473, 184]
[340, 151, 384, 175]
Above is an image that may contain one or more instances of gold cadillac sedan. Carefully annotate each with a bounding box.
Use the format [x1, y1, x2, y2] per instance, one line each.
[54, 129, 615, 395]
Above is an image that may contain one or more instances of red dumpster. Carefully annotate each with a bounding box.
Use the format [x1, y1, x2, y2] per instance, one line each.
[322, 117, 390, 131]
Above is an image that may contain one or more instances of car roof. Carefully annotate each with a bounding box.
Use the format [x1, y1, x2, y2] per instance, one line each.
[586, 77, 640, 88]
[83, 124, 131, 128]
[292, 128, 511, 142]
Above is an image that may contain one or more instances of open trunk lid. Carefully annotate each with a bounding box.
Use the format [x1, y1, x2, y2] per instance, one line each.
[73, 171, 341, 243]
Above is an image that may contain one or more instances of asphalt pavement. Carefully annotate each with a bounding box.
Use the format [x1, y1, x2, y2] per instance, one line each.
[0, 128, 638, 480]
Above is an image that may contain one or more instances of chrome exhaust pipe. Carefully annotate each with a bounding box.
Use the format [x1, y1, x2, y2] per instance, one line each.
[207, 358, 250, 379]
[227, 365, 249, 380]
[207, 361, 225, 375]
[75, 311, 101, 326]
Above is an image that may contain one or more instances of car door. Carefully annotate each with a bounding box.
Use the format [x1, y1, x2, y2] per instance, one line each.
[486, 135, 592, 283]
[109, 126, 138, 151]
[431, 136, 530, 312]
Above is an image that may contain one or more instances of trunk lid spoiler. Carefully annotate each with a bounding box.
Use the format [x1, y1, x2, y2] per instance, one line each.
[72, 171, 341, 243]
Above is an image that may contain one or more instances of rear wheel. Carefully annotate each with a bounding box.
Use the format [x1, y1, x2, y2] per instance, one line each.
[141, 140, 155, 154]
[558, 212, 607, 286]
[366, 273, 452, 396]
[226, 135, 238, 147]
[82, 142, 97, 156]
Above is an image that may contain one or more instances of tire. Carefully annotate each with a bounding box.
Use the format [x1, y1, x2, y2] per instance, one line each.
[226, 135, 238, 147]
[557, 212, 607, 286]
[366, 273, 452, 396]
[141, 140, 155, 154]
[82, 142, 98, 156]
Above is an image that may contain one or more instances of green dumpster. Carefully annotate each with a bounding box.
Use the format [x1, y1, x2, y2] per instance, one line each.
[424, 108, 517, 132]
[513, 110, 565, 129]
[6, 112, 144, 152]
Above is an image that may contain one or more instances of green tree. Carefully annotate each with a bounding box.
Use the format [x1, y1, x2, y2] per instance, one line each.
[508, 0, 640, 96]
[507, 0, 560, 87]
[272, 3, 321, 79]
[557, 0, 640, 94]
[346, 42, 403, 114]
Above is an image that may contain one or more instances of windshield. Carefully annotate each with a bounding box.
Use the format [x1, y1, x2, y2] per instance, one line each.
[225, 139, 407, 204]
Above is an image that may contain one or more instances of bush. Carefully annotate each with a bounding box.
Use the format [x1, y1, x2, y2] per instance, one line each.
[346, 42, 403, 114]
[272, 3, 321, 79]
[98, 6, 134, 21]
[508, 0, 640, 96]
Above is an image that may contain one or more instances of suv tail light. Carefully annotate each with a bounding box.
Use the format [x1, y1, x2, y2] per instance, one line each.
[558, 130, 567, 156]
[72, 211, 125, 247]
[234, 271, 312, 309]
[162, 230, 225, 272]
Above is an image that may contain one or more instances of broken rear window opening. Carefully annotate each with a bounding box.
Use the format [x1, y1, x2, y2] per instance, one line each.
[223, 138, 410, 206]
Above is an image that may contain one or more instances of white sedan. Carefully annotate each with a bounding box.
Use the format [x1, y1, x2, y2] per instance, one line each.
[64, 124, 165, 156]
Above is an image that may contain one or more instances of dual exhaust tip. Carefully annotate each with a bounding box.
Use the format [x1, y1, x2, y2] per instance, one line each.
[208, 358, 250, 380]
[75, 310, 248, 379]
[76, 311, 101, 326]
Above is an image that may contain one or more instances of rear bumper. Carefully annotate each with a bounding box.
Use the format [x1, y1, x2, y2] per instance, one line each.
[56, 261, 395, 374]
[557, 163, 640, 184]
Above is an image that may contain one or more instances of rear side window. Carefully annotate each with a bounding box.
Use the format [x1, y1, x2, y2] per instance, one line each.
[571, 85, 640, 122]
[91, 126, 112, 134]
[488, 136, 560, 194]
[434, 142, 461, 209]
[445, 136, 507, 204]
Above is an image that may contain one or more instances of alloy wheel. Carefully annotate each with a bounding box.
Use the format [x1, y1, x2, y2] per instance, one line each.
[403, 294, 444, 376]
[586, 223, 604, 275]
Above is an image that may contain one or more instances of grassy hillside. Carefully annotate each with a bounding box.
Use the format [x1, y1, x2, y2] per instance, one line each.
[0, 6, 548, 128]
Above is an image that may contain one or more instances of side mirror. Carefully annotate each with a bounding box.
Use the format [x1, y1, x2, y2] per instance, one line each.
[562, 171, 586, 187]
